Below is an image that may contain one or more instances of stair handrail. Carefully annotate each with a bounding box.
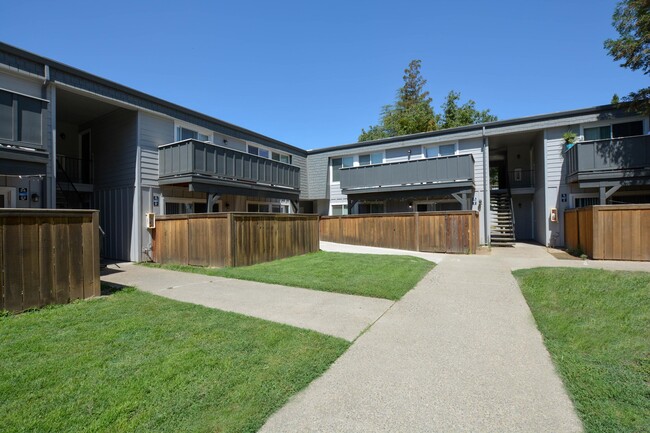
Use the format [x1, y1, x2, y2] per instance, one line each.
[56, 158, 86, 208]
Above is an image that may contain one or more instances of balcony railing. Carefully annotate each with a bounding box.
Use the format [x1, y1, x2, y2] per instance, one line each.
[339, 154, 474, 193]
[158, 139, 300, 192]
[508, 169, 534, 189]
[566, 135, 650, 182]
[56, 155, 93, 184]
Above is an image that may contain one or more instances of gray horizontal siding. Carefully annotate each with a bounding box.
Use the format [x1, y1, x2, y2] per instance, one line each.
[139, 112, 174, 187]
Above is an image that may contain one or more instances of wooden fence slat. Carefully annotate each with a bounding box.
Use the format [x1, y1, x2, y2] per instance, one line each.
[0, 210, 100, 313]
[4, 220, 24, 311]
[21, 217, 41, 309]
[0, 220, 4, 310]
[321, 211, 479, 254]
[565, 204, 650, 261]
[53, 218, 71, 304]
[39, 217, 55, 306]
[68, 218, 84, 301]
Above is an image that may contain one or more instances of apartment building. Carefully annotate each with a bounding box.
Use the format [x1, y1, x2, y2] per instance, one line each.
[2, 42, 648, 258]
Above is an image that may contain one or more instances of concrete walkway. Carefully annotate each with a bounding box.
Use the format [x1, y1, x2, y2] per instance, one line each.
[260, 245, 589, 433]
[320, 241, 445, 263]
[101, 263, 392, 342]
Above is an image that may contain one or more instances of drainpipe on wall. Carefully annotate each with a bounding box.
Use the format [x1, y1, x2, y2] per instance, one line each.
[44, 64, 57, 209]
[482, 127, 490, 246]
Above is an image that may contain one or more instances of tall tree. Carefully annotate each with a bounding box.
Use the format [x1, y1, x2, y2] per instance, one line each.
[604, 0, 650, 114]
[359, 60, 496, 142]
[359, 60, 437, 141]
[438, 91, 497, 129]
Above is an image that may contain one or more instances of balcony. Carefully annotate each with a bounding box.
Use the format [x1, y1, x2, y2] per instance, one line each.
[339, 154, 474, 194]
[565, 135, 650, 185]
[158, 139, 300, 199]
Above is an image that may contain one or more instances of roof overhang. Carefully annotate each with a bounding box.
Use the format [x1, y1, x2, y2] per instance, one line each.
[159, 175, 300, 200]
[0, 145, 48, 176]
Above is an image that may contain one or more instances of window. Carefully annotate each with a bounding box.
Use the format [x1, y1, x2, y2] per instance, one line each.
[272, 152, 291, 164]
[439, 144, 456, 156]
[359, 152, 383, 166]
[258, 148, 269, 158]
[164, 198, 207, 215]
[176, 126, 209, 142]
[331, 204, 348, 215]
[358, 202, 384, 214]
[584, 126, 611, 141]
[331, 157, 353, 182]
[0, 90, 44, 146]
[247, 202, 289, 213]
[574, 197, 599, 208]
[425, 144, 456, 158]
[612, 121, 643, 138]
[584, 121, 644, 141]
[248, 145, 259, 155]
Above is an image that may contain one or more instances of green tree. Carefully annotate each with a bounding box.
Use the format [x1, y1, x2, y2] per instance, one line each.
[359, 60, 437, 141]
[604, 0, 650, 114]
[438, 91, 497, 129]
[359, 60, 496, 142]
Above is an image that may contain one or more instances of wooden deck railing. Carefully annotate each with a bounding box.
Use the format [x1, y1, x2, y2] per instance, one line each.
[320, 211, 480, 254]
[564, 204, 650, 261]
[152, 213, 320, 267]
[0, 209, 100, 312]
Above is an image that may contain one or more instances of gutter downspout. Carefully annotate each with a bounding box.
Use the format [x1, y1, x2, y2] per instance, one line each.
[482, 126, 490, 246]
[44, 64, 57, 209]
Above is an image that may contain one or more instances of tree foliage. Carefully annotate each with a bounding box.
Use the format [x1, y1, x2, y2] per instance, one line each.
[438, 91, 497, 129]
[604, 0, 650, 114]
[359, 60, 496, 142]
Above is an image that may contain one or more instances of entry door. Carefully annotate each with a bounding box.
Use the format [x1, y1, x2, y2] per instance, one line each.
[0, 187, 14, 208]
[513, 196, 533, 240]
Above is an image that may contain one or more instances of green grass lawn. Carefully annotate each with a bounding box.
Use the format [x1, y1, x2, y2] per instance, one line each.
[143, 251, 434, 300]
[0, 288, 349, 433]
[513, 268, 650, 433]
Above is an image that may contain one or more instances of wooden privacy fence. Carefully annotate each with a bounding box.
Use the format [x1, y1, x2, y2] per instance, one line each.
[565, 204, 650, 261]
[320, 211, 480, 254]
[0, 209, 100, 312]
[153, 213, 320, 267]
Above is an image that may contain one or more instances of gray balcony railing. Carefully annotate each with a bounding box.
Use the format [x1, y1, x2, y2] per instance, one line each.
[159, 139, 300, 191]
[508, 169, 534, 189]
[339, 154, 474, 192]
[56, 155, 93, 184]
[566, 135, 650, 181]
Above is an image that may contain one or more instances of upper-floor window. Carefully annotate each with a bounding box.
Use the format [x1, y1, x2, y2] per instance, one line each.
[584, 120, 643, 141]
[331, 156, 353, 182]
[247, 144, 292, 163]
[272, 152, 291, 164]
[176, 126, 210, 142]
[359, 152, 383, 166]
[425, 143, 456, 158]
[0, 89, 45, 147]
[247, 201, 290, 213]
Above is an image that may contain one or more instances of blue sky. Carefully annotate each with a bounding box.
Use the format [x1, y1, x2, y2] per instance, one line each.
[1, 0, 645, 150]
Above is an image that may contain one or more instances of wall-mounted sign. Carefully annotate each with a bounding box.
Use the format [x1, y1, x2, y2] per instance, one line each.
[153, 195, 160, 207]
[18, 187, 28, 201]
[561, 193, 567, 203]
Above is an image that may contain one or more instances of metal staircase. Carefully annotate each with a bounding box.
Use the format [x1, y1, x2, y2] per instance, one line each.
[490, 190, 515, 247]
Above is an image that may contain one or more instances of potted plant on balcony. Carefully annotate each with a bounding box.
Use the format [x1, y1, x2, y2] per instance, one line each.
[563, 131, 577, 150]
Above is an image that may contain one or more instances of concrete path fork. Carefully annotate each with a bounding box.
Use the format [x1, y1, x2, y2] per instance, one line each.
[260, 253, 584, 433]
[101, 263, 392, 342]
